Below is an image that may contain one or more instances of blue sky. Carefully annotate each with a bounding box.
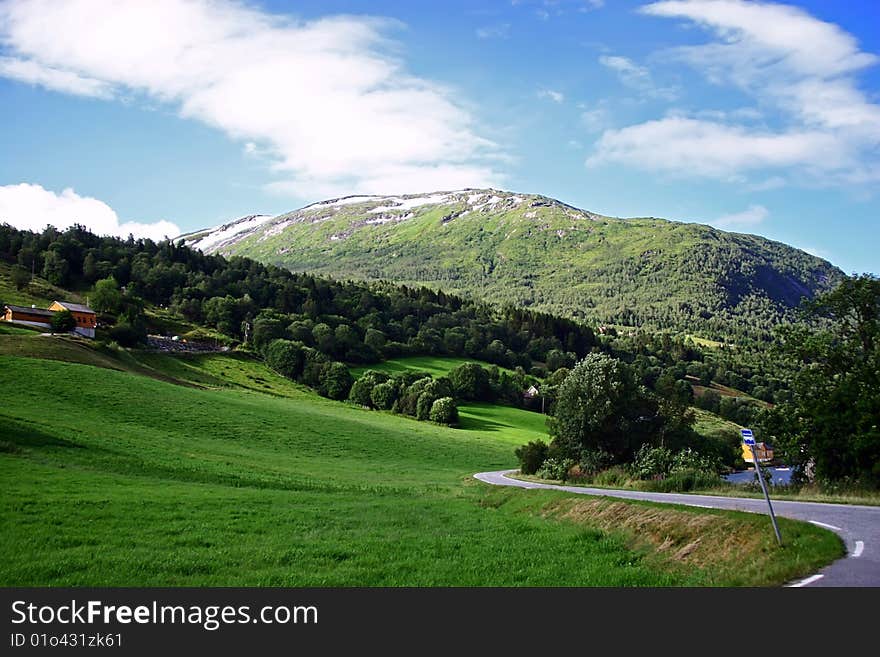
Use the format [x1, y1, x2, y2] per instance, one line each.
[0, 0, 878, 273]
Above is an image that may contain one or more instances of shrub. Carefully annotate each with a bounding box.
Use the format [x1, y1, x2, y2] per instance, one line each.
[416, 391, 435, 421]
[348, 370, 390, 408]
[592, 466, 633, 487]
[578, 449, 614, 475]
[348, 377, 375, 407]
[537, 457, 576, 481]
[397, 377, 433, 417]
[645, 469, 722, 493]
[108, 321, 146, 347]
[670, 447, 720, 475]
[429, 397, 458, 426]
[50, 309, 76, 334]
[632, 444, 673, 480]
[515, 440, 549, 475]
[370, 381, 398, 410]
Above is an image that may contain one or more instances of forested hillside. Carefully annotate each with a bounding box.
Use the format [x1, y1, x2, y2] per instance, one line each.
[181, 189, 844, 341]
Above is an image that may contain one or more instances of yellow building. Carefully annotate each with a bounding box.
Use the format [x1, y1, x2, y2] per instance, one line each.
[48, 301, 97, 338]
[742, 442, 774, 463]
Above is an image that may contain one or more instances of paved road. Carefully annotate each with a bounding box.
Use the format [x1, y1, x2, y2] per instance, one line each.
[474, 469, 880, 587]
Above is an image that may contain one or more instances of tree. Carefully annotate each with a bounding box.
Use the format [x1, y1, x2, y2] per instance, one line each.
[251, 310, 289, 351]
[91, 277, 123, 314]
[760, 274, 880, 486]
[10, 264, 30, 291]
[265, 339, 305, 380]
[50, 309, 76, 334]
[448, 362, 491, 401]
[321, 362, 353, 401]
[549, 353, 658, 463]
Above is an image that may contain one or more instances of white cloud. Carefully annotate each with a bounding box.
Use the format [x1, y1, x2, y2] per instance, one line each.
[710, 204, 768, 229]
[598, 54, 678, 101]
[0, 56, 112, 98]
[0, 1, 502, 197]
[537, 89, 565, 103]
[590, 0, 880, 186]
[0, 183, 179, 240]
[586, 116, 844, 178]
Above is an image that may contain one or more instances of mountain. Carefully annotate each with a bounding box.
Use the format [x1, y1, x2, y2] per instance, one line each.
[179, 189, 844, 339]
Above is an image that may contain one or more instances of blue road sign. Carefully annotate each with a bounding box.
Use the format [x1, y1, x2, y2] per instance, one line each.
[741, 428, 755, 445]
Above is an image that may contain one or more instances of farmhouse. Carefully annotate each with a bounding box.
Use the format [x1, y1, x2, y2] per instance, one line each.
[48, 301, 97, 338]
[2, 304, 55, 330]
[2, 301, 97, 338]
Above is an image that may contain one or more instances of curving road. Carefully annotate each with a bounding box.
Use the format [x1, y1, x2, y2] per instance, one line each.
[474, 469, 880, 587]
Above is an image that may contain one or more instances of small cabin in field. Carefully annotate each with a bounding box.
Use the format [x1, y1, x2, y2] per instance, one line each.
[48, 301, 97, 338]
[2, 300, 96, 338]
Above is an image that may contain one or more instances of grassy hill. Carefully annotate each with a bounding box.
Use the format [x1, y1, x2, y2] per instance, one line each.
[0, 337, 842, 586]
[181, 189, 843, 339]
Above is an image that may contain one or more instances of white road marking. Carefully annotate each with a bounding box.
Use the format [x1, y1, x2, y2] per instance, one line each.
[810, 520, 842, 532]
[788, 574, 824, 588]
[853, 541, 864, 558]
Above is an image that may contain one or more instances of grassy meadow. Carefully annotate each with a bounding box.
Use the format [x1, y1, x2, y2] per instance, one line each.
[0, 338, 843, 586]
[349, 354, 515, 379]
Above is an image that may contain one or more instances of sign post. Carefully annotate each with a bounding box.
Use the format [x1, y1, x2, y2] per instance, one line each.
[742, 428, 782, 546]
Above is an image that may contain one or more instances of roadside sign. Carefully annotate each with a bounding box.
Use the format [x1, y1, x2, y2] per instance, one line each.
[740, 427, 782, 546]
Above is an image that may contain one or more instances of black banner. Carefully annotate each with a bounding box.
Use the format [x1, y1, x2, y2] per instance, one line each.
[1, 587, 872, 654]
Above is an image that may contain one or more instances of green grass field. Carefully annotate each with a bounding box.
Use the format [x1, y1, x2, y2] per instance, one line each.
[349, 355, 514, 379]
[0, 343, 843, 586]
[457, 402, 548, 445]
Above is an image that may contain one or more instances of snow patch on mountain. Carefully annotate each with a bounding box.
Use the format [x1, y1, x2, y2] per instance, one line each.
[187, 214, 272, 251]
[368, 193, 455, 214]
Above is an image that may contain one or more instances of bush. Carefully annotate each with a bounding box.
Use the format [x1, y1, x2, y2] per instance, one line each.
[578, 449, 614, 475]
[632, 444, 673, 480]
[592, 466, 633, 487]
[321, 362, 353, 400]
[370, 381, 398, 410]
[515, 440, 549, 475]
[108, 321, 146, 347]
[537, 457, 576, 481]
[348, 377, 375, 407]
[670, 447, 720, 475]
[429, 397, 458, 426]
[348, 370, 390, 408]
[644, 469, 722, 493]
[50, 309, 76, 334]
[416, 391, 435, 421]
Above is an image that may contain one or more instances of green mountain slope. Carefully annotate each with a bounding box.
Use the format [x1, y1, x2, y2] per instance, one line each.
[179, 189, 843, 339]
